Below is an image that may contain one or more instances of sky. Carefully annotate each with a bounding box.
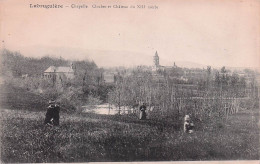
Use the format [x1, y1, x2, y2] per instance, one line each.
[1, 0, 259, 68]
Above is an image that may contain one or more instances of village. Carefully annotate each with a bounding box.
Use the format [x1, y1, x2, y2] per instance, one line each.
[41, 51, 257, 88]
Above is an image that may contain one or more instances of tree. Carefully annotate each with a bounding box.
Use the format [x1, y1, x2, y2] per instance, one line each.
[230, 73, 239, 96]
[206, 66, 212, 89]
[207, 66, 212, 75]
[221, 66, 226, 74]
[214, 71, 221, 88]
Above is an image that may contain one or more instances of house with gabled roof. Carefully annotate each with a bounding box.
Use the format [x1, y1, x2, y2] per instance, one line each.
[43, 64, 75, 81]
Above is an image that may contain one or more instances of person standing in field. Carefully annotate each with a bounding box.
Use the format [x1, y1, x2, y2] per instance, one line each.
[44, 100, 60, 126]
[184, 115, 194, 133]
[139, 102, 147, 120]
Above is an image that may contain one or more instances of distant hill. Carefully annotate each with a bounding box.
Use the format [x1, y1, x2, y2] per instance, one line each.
[16, 45, 209, 69]
[13, 46, 153, 68]
[5, 46, 259, 70]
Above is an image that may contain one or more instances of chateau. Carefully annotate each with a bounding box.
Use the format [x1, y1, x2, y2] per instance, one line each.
[43, 63, 75, 81]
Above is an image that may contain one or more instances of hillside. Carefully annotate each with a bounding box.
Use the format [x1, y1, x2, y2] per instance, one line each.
[0, 83, 47, 111]
[0, 104, 259, 162]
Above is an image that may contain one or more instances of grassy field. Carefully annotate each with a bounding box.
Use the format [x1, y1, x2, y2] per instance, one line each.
[0, 84, 259, 162]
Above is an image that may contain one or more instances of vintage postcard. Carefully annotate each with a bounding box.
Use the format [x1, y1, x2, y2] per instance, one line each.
[0, 0, 259, 163]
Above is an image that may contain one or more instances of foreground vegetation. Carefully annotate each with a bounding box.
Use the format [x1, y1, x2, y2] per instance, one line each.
[0, 106, 259, 162]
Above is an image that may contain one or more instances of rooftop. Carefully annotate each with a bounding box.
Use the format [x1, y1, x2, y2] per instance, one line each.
[44, 66, 74, 73]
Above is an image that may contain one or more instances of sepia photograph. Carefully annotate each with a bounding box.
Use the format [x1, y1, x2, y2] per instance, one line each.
[0, 0, 259, 163]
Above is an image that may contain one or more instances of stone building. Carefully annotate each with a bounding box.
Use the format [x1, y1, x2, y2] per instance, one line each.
[43, 63, 75, 81]
[152, 51, 177, 72]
